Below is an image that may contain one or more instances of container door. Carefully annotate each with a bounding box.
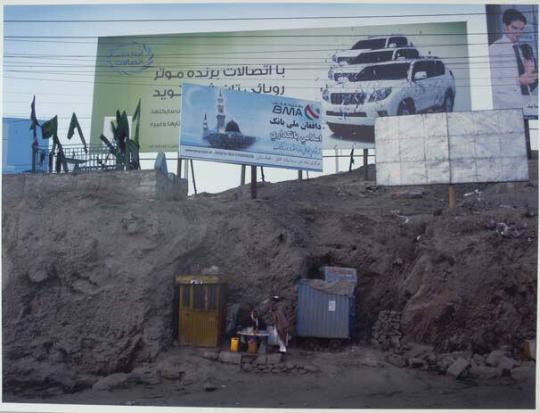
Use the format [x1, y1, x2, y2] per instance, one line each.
[179, 284, 221, 347]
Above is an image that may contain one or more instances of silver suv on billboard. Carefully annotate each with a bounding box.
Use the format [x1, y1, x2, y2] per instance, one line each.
[331, 35, 413, 65]
[322, 58, 456, 135]
[329, 47, 420, 81]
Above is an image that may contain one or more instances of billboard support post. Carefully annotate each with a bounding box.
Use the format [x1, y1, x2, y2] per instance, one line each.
[183, 159, 189, 180]
[241, 165, 246, 185]
[260, 167, 265, 183]
[298, 170, 303, 181]
[363, 149, 369, 180]
[448, 184, 456, 209]
[335, 148, 339, 173]
[190, 159, 197, 195]
[250, 165, 257, 199]
[177, 156, 182, 178]
[524, 119, 532, 160]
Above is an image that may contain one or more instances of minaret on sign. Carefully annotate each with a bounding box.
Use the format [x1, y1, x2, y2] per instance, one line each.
[216, 90, 226, 132]
[203, 113, 209, 136]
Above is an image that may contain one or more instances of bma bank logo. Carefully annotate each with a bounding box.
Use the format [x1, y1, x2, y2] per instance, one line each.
[304, 104, 320, 121]
[107, 41, 154, 75]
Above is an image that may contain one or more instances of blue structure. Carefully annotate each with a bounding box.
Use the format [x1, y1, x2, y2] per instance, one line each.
[2, 118, 48, 173]
[296, 279, 356, 340]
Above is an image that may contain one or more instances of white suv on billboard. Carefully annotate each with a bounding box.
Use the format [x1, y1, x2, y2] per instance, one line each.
[322, 58, 456, 134]
[331, 35, 413, 65]
[329, 47, 420, 82]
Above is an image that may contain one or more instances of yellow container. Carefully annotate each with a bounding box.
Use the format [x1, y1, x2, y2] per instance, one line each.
[247, 338, 258, 353]
[230, 337, 239, 352]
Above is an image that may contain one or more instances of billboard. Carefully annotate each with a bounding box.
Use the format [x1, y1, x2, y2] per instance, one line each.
[486, 4, 538, 119]
[180, 83, 322, 171]
[375, 109, 528, 186]
[90, 22, 471, 152]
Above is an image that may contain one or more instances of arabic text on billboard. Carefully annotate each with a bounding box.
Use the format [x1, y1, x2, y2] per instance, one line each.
[180, 83, 322, 171]
[90, 22, 471, 152]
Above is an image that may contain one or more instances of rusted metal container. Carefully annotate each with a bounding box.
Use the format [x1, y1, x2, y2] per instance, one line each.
[176, 274, 227, 347]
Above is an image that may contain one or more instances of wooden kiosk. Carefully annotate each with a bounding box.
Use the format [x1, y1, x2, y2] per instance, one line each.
[176, 274, 227, 347]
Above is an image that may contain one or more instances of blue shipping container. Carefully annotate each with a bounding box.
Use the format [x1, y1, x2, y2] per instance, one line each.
[296, 279, 355, 339]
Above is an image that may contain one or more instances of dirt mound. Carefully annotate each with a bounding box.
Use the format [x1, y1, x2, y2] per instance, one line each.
[2, 164, 537, 393]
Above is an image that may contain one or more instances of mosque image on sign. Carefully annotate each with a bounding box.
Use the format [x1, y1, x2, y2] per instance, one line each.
[202, 90, 256, 150]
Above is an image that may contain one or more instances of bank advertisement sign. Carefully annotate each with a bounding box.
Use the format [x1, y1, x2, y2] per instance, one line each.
[90, 21, 471, 152]
[486, 4, 538, 119]
[180, 83, 322, 171]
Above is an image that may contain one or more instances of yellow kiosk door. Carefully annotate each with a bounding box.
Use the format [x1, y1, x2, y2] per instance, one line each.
[178, 283, 220, 347]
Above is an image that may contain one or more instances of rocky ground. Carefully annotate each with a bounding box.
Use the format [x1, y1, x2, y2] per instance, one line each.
[4, 345, 536, 409]
[2, 159, 538, 409]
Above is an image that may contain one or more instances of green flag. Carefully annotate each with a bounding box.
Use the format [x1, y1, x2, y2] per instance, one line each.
[41, 115, 58, 140]
[67, 113, 88, 153]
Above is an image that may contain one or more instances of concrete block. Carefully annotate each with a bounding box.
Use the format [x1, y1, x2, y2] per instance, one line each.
[511, 362, 535, 382]
[469, 365, 498, 380]
[485, 350, 505, 367]
[497, 356, 519, 375]
[202, 351, 219, 361]
[447, 357, 470, 378]
[254, 355, 267, 366]
[218, 351, 242, 364]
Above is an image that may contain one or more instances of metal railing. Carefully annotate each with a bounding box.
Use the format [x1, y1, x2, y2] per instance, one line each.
[32, 143, 122, 174]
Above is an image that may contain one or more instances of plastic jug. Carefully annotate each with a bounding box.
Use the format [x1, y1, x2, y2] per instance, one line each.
[230, 337, 239, 352]
[247, 338, 258, 353]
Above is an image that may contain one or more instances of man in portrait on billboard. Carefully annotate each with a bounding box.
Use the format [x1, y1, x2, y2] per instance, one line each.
[489, 8, 538, 111]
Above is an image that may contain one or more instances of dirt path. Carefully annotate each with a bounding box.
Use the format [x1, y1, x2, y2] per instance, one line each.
[6, 346, 535, 409]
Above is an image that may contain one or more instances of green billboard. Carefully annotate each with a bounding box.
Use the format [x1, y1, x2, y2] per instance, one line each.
[91, 22, 470, 152]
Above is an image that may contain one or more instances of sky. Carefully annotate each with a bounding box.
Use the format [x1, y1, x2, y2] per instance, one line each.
[2, 1, 538, 194]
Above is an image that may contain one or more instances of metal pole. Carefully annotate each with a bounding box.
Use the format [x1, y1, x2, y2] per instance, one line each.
[31, 142, 37, 173]
[363, 149, 369, 180]
[349, 148, 354, 172]
[241, 164, 246, 185]
[190, 159, 197, 195]
[335, 147, 339, 173]
[298, 170, 303, 181]
[524, 119, 532, 160]
[250, 165, 257, 199]
[177, 156, 182, 178]
[260, 166, 266, 183]
[183, 158, 189, 180]
[448, 184, 456, 209]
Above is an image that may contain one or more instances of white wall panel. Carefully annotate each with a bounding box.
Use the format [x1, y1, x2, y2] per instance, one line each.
[375, 109, 528, 186]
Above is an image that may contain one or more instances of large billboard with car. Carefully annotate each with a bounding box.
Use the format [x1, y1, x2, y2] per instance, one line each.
[90, 22, 471, 151]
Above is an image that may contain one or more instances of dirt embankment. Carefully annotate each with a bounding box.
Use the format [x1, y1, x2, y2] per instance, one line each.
[2, 164, 537, 394]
